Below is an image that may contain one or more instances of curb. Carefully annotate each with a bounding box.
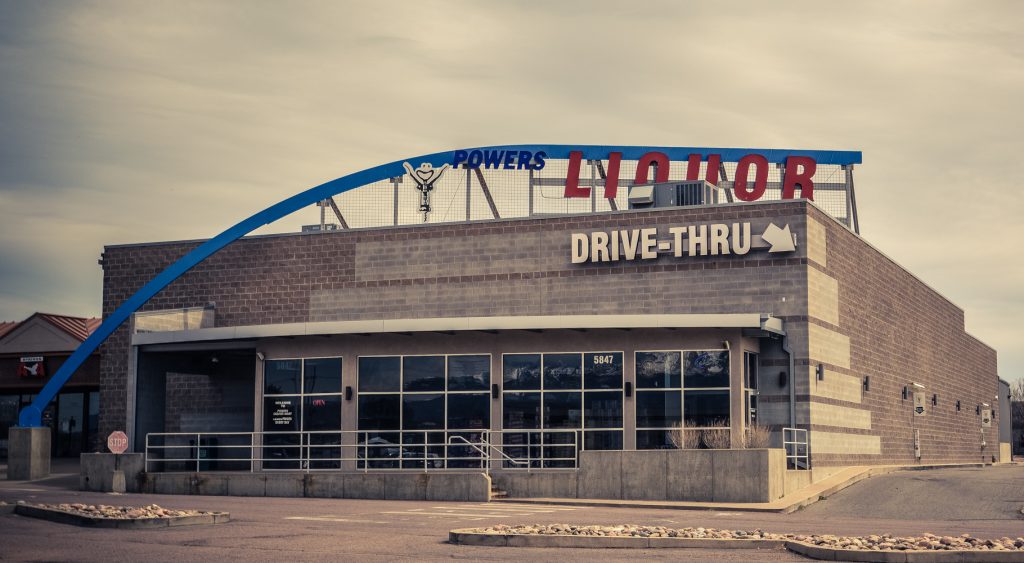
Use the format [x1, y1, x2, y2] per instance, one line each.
[449, 530, 785, 549]
[14, 505, 231, 528]
[449, 531, 1024, 562]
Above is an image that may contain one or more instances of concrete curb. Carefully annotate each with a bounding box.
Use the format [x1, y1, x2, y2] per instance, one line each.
[14, 505, 231, 528]
[449, 531, 1024, 562]
[449, 530, 786, 550]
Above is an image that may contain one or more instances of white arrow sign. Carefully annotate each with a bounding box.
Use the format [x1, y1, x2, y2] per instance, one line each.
[761, 223, 796, 253]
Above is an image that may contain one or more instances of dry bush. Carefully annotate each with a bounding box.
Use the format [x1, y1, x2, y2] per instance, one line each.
[667, 420, 701, 449]
[744, 424, 772, 448]
[701, 420, 731, 449]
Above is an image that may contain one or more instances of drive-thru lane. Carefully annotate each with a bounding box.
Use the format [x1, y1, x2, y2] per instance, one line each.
[2, 464, 1022, 562]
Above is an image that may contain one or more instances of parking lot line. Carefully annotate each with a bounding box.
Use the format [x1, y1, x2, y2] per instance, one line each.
[285, 516, 390, 524]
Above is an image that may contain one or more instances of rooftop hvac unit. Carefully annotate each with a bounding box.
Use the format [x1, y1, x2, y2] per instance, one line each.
[301, 223, 341, 233]
[627, 180, 726, 210]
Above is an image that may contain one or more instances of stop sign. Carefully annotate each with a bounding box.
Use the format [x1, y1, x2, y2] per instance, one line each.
[107, 431, 129, 454]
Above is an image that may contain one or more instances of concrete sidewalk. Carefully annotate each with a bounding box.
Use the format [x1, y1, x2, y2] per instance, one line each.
[497, 462, 988, 514]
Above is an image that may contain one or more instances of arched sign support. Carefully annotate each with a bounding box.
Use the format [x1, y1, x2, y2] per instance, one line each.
[17, 144, 860, 427]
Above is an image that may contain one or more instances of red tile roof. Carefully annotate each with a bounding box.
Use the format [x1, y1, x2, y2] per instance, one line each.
[36, 313, 100, 342]
[0, 321, 17, 340]
[0, 313, 101, 343]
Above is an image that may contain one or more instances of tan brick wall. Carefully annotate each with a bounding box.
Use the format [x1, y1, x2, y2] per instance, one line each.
[806, 217, 827, 268]
[807, 268, 839, 326]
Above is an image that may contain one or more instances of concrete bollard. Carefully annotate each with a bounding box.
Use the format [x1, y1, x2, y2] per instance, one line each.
[111, 470, 126, 494]
[7, 427, 51, 481]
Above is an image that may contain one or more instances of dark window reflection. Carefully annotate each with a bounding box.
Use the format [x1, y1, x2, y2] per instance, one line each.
[636, 429, 673, 450]
[447, 394, 490, 430]
[636, 352, 681, 389]
[304, 358, 342, 394]
[358, 394, 400, 430]
[635, 390, 681, 428]
[402, 394, 445, 430]
[543, 392, 582, 428]
[543, 354, 582, 390]
[303, 395, 341, 431]
[504, 354, 541, 390]
[684, 351, 730, 388]
[403, 356, 445, 392]
[448, 355, 490, 391]
[584, 430, 623, 450]
[359, 357, 401, 392]
[584, 352, 622, 389]
[503, 392, 541, 429]
[684, 390, 730, 426]
[265, 360, 301, 394]
[584, 391, 622, 428]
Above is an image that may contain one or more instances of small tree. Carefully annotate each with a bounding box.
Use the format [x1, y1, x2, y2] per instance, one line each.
[701, 420, 731, 449]
[667, 420, 701, 449]
[744, 423, 772, 448]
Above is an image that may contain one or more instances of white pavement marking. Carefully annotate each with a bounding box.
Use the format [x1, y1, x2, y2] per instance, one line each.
[477, 507, 577, 511]
[381, 504, 577, 521]
[285, 516, 390, 524]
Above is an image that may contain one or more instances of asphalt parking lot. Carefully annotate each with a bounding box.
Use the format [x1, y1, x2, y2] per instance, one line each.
[0, 464, 1021, 562]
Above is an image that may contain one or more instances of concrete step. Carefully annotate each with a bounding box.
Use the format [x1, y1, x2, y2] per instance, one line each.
[490, 487, 508, 499]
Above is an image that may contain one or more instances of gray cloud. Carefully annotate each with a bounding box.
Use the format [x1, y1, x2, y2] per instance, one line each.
[0, 0, 1022, 382]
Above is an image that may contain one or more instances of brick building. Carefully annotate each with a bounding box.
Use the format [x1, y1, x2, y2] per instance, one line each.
[98, 198, 1003, 470]
[0, 313, 101, 459]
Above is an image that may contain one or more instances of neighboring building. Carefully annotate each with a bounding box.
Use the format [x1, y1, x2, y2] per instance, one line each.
[0, 313, 100, 459]
[98, 198, 1000, 469]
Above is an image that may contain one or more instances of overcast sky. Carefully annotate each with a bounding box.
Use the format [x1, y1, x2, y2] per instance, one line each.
[0, 1, 1021, 383]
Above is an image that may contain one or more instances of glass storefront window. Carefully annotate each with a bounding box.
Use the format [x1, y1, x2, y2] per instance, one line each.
[448, 355, 489, 391]
[636, 352, 681, 388]
[356, 354, 492, 469]
[262, 357, 343, 469]
[403, 356, 445, 392]
[501, 351, 623, 462]
[635, 349, 731, 449]
[358, 356, 400, 392]
[684, 351, 730, 388]
[264, 359, 301, 395]
[503, 354, 541, 390]
[304, 358, 342, 394]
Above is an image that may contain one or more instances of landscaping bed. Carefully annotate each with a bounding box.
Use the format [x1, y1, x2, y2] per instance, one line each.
[14, 502, 230, 528]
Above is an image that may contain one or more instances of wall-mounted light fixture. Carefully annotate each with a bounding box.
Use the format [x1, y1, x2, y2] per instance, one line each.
[976, 405, 981, 415]
[256, 352, 265, 361]
[344, 386, 353, 401]
[722, 340, 730, 350]
[931, 394, 937, 406]
[956, 400, 961, 411]
[863, 376, 870, 392]
[816, 364, 825, 381]
[779, 371, 788, 388]
[492, 384, 500, 399]
[625, 381, 633, 398]
[902, 386, 908, 401]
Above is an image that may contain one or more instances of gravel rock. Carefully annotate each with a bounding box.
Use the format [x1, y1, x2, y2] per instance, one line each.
[33, 503, 210, 520]
[467, 524, 1024, 552]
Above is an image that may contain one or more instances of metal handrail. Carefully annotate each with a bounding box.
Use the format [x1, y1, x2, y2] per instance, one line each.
[145, 429, 580, 473]
[782, 427, 810, 470]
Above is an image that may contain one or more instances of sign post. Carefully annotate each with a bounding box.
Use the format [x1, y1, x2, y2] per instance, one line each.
[107, 431, 129, 493]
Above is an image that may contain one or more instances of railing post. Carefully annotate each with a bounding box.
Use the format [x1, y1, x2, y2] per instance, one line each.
[196, 433, 201, 472]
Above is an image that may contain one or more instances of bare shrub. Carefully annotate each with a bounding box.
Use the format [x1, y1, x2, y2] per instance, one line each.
[667, 420, 701, 449]
[701, 420, 732, 449]
[744, 424, 772, 449]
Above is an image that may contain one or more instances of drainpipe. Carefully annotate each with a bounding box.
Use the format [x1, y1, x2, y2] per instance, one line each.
[781, 335, 796, 428]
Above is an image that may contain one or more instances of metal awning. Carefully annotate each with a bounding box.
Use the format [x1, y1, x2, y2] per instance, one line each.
[131, 313, 784, 346]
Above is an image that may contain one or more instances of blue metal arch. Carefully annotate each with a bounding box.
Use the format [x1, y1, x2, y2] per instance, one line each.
[18, 144, 861, 427]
